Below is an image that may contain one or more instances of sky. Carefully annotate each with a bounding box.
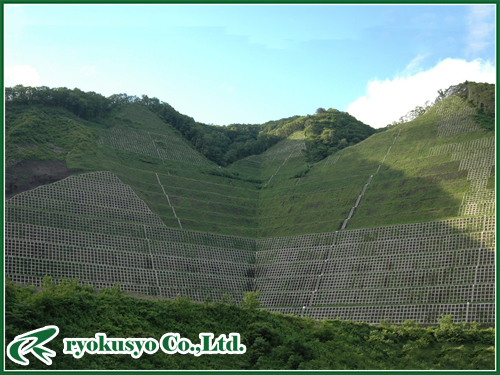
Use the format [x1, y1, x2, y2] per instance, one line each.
[4, 4, 496, 128]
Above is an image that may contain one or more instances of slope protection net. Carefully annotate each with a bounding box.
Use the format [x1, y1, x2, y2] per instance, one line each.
[5, 172, 255, 302]
[256, 215, 494, 324]
[429, 138, 494, 217]
[434, 96, 479, 138]
[5, 171, 495, 325]
[98, 127, 213, 167]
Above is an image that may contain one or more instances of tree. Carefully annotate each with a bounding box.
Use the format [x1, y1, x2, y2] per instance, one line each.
[243, 291, 260, 309]
[320, 129, 335, 144]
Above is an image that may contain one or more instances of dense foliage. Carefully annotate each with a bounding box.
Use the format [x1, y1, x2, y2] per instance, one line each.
[5, 86, 111, 120]
[6, 85, 376, 166]
[5, 279, 495, 370]
[439, 81, 495, 118]
[302, 108, 376, 162]
[458, 81, 495, 131]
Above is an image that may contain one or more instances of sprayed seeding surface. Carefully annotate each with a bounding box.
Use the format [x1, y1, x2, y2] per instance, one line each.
[6, 168, 495, 324]
[435, 96, 479, 137]
[98, 127, 214, 167]
[5, 95, 496, 325]
[257, 215, 494, 324]
[429, 133, 495, 218]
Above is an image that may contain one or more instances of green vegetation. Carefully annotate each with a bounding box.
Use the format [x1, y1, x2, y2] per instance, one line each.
[5, 105, 98, 164]
[6, 85, 376, 166]
[472, 112, 495, 131]
[6, 279, 494, 370]
[253, 86, 494, 236]
[302, 108, 376, 162]
[5, 86, 111, 120]
[4, 82, 496, 371]
[439, 81, 495, 131]
[4, 85, 374, 237]
[456, 81, 495, 117]
[5, 82, 495, 237]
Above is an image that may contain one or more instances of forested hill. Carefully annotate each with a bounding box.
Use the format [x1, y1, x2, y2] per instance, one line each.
[5, 85, 375, 166]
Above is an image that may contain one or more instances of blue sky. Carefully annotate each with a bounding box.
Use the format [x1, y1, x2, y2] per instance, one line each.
[4, 4, 496, 128]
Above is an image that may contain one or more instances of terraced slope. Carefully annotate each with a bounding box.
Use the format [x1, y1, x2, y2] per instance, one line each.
[254, 95, 494, 237]
[255, 214, 494, 324]
[4, 90, 496, 325]
[8, 103, 261, 237]
[95, 105, 260, 237]
[249, 94, 495, 324]
[6, 172, 255, 302]
[97, 105, 213, 167]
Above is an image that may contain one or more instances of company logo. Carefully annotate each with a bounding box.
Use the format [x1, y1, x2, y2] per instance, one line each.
[7, 327, 245, 366]
[7, 325, 59, 366]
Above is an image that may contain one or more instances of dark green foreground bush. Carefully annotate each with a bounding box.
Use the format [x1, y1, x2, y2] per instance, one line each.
[5, 279, 494, 370]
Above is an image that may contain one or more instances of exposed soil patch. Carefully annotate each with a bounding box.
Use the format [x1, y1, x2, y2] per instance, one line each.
[5, 160, 81, 199]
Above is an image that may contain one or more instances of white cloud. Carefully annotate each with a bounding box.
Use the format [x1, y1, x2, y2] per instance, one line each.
[346, 58, 496, 128]
[402, 53, 430, 75]
[5, 65, 41, 87]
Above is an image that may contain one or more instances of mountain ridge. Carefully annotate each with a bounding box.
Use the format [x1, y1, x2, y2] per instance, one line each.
[6, 85, 376, 168]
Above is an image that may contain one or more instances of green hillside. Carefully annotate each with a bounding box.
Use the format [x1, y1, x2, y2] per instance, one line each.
[255, 95, 494, 237]
[6, 83, 494, 238]
[6, 98, 255, 237]
[4, 82, 495, 370]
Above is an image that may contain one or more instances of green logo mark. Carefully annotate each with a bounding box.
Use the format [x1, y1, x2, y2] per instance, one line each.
[7, 325, 59, 366]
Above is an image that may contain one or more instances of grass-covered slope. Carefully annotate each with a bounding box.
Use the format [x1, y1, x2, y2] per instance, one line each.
[6, 104, 98, 164]
[348, 96, 493, 229]
[5, 280, 494, 370]
[4, 83, 496, 371]
[252, 94, 494, 237]
[6, 101, 261, 237]
[5, 83, 495, 239]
